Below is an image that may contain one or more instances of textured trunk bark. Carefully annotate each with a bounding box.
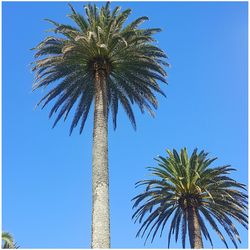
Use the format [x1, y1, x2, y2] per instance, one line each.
[91, 69, 110, 248]
[188, 206, 203, 249]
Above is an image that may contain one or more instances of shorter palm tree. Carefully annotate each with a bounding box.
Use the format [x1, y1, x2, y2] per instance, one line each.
[132, 148, 248, 248]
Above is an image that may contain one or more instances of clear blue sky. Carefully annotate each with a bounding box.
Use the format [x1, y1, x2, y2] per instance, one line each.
[2, 1, 248, 248]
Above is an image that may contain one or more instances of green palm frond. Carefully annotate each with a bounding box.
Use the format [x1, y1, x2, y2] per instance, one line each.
[132, 148, 248, 248]
[31, 3, 168, 134]
[2, 231, 19, 249]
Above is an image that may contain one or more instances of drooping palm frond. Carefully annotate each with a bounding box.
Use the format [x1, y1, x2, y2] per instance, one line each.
[2, 231, 19, 249]
[31, 3, 168, 134]
[132, 148, 248, 248]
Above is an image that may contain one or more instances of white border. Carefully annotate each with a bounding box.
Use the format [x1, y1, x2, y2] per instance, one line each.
[0, 1, 249, 250]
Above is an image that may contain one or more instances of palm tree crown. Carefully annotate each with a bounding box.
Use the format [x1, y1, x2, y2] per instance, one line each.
[132, 148, 248, 248]
[31, 2, 168, 134]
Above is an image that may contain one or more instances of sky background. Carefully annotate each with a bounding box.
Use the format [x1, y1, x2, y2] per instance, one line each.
[2, 1, 248, 248]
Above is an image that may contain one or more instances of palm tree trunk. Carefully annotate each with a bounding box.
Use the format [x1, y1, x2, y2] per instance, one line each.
[187, 206, 203, 249]
[91, 68, 110, 248]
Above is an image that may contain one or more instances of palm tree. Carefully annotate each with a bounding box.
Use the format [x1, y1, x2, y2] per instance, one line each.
[132, 148, 248, 248]
[31, 3, 168, 248]
[2, 231, 18, 249]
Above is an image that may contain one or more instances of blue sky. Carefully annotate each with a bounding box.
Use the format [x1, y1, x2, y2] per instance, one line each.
[2, 1, 248, 248]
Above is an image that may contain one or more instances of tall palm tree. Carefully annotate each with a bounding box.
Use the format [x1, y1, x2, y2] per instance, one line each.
[31, 3, 168, 248]
[132, 148, 248, 248]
